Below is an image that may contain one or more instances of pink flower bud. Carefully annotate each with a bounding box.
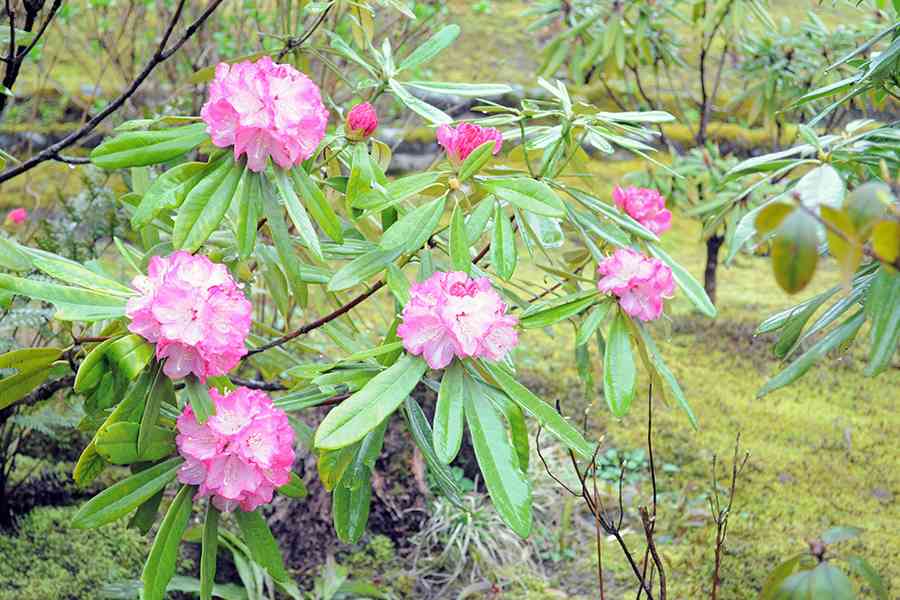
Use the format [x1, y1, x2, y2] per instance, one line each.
[597, 248, 675, 322]
[436, 123, 503, 166]
[201, 57, 328, 173]
[5, 208, 27, 225]
[612, 186, 672, 236]
[125, 251, 252, 382]
[345, 102, 378, 141]
[397, 271, 518, 369]
[176, 386, 295, 512]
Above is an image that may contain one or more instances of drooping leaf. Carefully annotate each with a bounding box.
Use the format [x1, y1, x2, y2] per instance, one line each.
[200, 504, 220, 600]
[603, 311, 636, 417]
[173, 157, 244, 252]
[647, 243, 717, 317]
[864, 267, 900, 376]
[234, 510, 290, 583]
[491, 203, 517, 280]
[434, 360, 466, 464]
[142, 485, 196, 600]
[771, 211, 820, 294]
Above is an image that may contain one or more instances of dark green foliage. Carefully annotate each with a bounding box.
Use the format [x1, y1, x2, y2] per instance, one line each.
[0, 506, 146, 600]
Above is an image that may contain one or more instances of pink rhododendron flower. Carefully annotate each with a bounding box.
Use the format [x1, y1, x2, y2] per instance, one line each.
[436, 123, 503, 165]
[5, 208, 27, 225]
[597, 248, 675, 322]
[126, 251, 252, 381]
[612, 186, 672, 236]
[345, 102, 378, 140]
[397, 271, 518, 369]
[201, 57, 328, 172]
[176, 387, 295, 512]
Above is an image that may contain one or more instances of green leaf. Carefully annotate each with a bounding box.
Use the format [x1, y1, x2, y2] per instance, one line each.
[0, 236, 32, 271]
[464, 384, 532, 537]
[354, 171, 443, 211]
[291, 167, 343, 243]
[142, 485, 195, 600]
[576, 301, 612, 346]
[865, 267, 900, 376]
[0, 273, 127, 321]
[565, 187, 659, 242]
[72, 456, 183, 528]
[481, 361, 593, 459]
[398, 24, 460, 71]
[380, 195, 447, 253]
[386, 263, 411, 305]
[132, 161, 207, 228]
[91, 123, 209, 169]
[635, 324, 698, 429]
[466, 196, 495, 244]
[491, 203, 517, 280]
[259, 174, 308, 299]
[235, 167, 259, 260]
[315, 354, 427, 450]
[520, 291, 597, 329]
[482, 178, 565, 217]
[271, 168, 323, 261]
[27, 251, 135, 297]
[449, 204, 470, 273]
[0, 347, 63, 372]
[138, 366, 166, 457]
[434, 361, 465, 464]
[774, 562, 854, 600]
[647, 243, 717, 317]
[105, 334, 154, 380]
[0, 363, 54, 411]
[128, 490, 164, 535]
[234, 510, 289, 583]
[404, 81, 512, 97]
[402, 397, 464, 506]
[332, 471, 373, 544]
[771, 211, 820, 294]
[758, 310, 866, 398]
[327, 247, 402, 292]
[388, 79, 452, 124]
[95, 421, 174, 464]
[200, 504, 220, 600]
[173, 157, 244, 252]
[482, 383, 529, 474]
[847, 555, 888, 600]
[603, 311, 636, 417]
[277, 472, 308, 498]
[821, 526, 862, 545]
[458, 141, 498, 181]
[317, 445, 358, 492]
[184, 375, 215, 424]
[760, 554, 804, 600]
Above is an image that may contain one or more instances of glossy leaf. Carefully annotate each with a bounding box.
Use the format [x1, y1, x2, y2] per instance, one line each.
[434, 361, 465, 464]
[327, 247, 402, 292]
[864, 267, 900, 376]
[399, 24, 461, 71]
[173, 157, 244, 252]
[132, 161, 207, 228]
[464, 383, 532, 537]
[482, 178, 565, 217]
[772, 211, 820, 294]
[0, 273, 127, 321]
[184, 374, 215, 424]
[72, 456, 183, 528]
[603, 312, 636, 417]
[449, 203, 471, 273]
[458, 141, 497, 181]
[142, 485, 196, 600]
[91, 123, 209, 169]
[402, 397, 464, 506]
[481, 361, 593, 459]
[520, 291, 597, 329]
[234, 509, 289, 583]
[576, 301, 612, 346]
[95, 422, 175, 464]
[380, 195, 446, 252]
[272, 168, 323, 261]
[200, 504, 219, 600]
[315, 354, 427, 449]
[491, 203, 517, 280]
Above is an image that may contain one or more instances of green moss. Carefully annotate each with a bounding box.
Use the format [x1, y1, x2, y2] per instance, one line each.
[513, 210, 898, 598]
[0, 506, 146, 600]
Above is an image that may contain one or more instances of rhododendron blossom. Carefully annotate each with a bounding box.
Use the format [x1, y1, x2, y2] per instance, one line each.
[436, 123, 503, 165]
[345, 102, 378, 140]
[201, 57, 328, 172]
[612, 186, 672, 236]
[397, 271, 518, 369]
[176, 387, 295, 512]
[126, 251, 252, 381]
[5, 207, 27, 225]
[597, 248, 675, 322]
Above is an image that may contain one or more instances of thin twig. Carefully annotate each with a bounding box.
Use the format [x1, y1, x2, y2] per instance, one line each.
[0, 0, 225, 184]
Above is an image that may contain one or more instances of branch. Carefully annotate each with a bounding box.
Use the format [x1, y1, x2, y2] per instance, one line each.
[0, 0, 225, 184]
[0, 374, 76, 421]
[276, 3, 333, 60]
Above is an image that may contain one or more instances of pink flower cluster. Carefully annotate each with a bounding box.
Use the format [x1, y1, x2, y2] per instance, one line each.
[397, 271, 518, 369]
[201, 57, 328, 172]
[176, 387, 295, 512]
[597, 248, 675, 322]
[345, 102, 378, 141]
[436, 123, 503, 165]
[612, 186, 672, 236]
[5, 208, 27, 226]
[126, 251, 252, 381]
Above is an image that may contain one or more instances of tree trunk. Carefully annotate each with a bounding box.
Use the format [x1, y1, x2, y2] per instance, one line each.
[704, 234, 724, 306]
[0, 470, 12, 530]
